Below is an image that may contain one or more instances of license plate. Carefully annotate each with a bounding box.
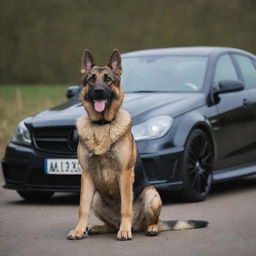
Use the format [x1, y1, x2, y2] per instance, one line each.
[44, 159, 82, 175]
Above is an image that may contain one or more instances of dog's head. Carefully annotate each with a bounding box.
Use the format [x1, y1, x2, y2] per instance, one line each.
[80, 49, 124, 123]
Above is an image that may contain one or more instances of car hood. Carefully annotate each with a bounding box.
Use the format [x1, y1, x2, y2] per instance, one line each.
[28, 92, 206, 127]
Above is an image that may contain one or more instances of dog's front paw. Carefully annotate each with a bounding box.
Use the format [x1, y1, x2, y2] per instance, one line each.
[117, 229, 132, 241]
[67, 229, 87, 240]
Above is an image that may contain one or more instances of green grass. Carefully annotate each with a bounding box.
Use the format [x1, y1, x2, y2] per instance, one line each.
[0, 85, 69, 157]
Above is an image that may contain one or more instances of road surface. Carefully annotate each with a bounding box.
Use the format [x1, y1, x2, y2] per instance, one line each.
[1, 170, 256, 256]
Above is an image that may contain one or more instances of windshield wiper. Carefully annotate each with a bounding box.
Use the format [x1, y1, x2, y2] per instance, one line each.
[126, 90, 162, 93]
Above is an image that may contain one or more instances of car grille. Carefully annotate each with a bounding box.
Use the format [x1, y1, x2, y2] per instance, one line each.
[32, 126, 78, 154]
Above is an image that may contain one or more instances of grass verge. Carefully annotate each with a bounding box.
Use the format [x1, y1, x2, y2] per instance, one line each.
[0, 85, 68, 157]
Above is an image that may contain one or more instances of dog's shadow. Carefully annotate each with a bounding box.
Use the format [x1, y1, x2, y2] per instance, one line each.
[8, 175, 256, 206]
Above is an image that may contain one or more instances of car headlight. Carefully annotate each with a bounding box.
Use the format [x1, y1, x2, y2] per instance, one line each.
[132, 116, 173, 141]
[12, 121, 31, 146]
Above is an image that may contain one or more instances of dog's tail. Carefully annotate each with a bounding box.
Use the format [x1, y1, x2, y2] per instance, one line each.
[159, 220, 208, 231]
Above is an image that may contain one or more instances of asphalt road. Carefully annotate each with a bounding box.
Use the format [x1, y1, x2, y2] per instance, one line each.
[1, 171, 256, 256]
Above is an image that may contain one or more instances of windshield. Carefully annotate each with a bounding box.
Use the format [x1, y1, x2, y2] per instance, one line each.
[121, 55, 208, 92]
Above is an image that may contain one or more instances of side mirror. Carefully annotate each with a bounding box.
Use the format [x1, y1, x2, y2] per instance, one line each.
[217, 80, 244, 94]
[66, 85, 81, 99]
[209, 80, 245, 105]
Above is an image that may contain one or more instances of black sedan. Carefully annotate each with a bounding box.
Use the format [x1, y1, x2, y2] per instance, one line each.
[2, 46, 256, 202]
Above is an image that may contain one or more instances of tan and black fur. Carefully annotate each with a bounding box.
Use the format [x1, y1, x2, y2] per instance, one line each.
[67, 49, 208, 241]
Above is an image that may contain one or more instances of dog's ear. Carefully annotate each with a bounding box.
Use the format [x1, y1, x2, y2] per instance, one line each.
[108, 49, 122, 76]
[81, 49, 95, 75]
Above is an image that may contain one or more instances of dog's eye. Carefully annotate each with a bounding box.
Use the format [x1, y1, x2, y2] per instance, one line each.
[88, 75, 96, 83]
[104, 75, 112, 83]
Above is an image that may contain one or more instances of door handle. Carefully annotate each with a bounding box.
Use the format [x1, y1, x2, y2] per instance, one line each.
[243, 98, 250, 107]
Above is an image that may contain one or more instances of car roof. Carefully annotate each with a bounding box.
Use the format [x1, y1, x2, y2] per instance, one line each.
[122, 46, 255, 58]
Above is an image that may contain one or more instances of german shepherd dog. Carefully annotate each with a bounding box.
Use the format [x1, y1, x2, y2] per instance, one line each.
[67, 49, 208, 241]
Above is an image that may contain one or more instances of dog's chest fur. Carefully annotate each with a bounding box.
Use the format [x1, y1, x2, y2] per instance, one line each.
[87, 151, 121, 199]
[76, 109, 132, 201]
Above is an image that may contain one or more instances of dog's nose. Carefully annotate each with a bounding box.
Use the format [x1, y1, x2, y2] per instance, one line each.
[94, 88, 105, 94]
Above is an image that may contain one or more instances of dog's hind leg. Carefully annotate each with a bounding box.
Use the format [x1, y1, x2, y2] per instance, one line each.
[137, 186, 162, 236]
[89, 192, 119, 235]
[136, 187, 208, 235]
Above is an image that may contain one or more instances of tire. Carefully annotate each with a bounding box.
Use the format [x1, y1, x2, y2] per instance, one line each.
[17, 190, 54, 202]
[180, 129, 213, 202]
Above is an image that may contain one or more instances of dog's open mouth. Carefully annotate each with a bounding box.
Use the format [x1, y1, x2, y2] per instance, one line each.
[93, 99, 108, 112]
[89, 88, 114, 113]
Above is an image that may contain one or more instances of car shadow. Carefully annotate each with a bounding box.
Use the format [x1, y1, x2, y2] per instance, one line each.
[160, 175, 256, 204]
[7, 175, 256, 206]
[210, 175, 256, 198]
[9, 192, 80, 206]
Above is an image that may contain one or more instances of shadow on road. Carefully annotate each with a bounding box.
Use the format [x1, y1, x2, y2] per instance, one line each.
[5, 175, 256, 206]
[8, 193, 80, 206]
[210, 175, 256, 197]
[160, 175, 256, 204]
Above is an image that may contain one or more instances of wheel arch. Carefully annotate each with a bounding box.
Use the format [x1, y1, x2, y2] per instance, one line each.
[173, 112, 216, 160]
[193, 123, 216, 159]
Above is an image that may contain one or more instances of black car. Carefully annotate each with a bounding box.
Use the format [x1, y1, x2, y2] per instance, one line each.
[2, 47, 256, 202]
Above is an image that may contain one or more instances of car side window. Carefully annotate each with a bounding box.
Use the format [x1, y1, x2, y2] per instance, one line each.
[234, 55, 256, 88]
[214, 55, 238, 85]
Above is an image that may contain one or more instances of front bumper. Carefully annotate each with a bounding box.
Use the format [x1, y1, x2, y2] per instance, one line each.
[2, 142, 185, 192]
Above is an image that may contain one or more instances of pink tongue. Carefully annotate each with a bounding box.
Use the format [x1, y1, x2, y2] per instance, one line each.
[94, 100, 106, 112]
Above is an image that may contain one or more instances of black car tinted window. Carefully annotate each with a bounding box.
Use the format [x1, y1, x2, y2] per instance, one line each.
[121, 56, 208, 92]
[214, 54, 238, 85]
[234, 55, 256, 88]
